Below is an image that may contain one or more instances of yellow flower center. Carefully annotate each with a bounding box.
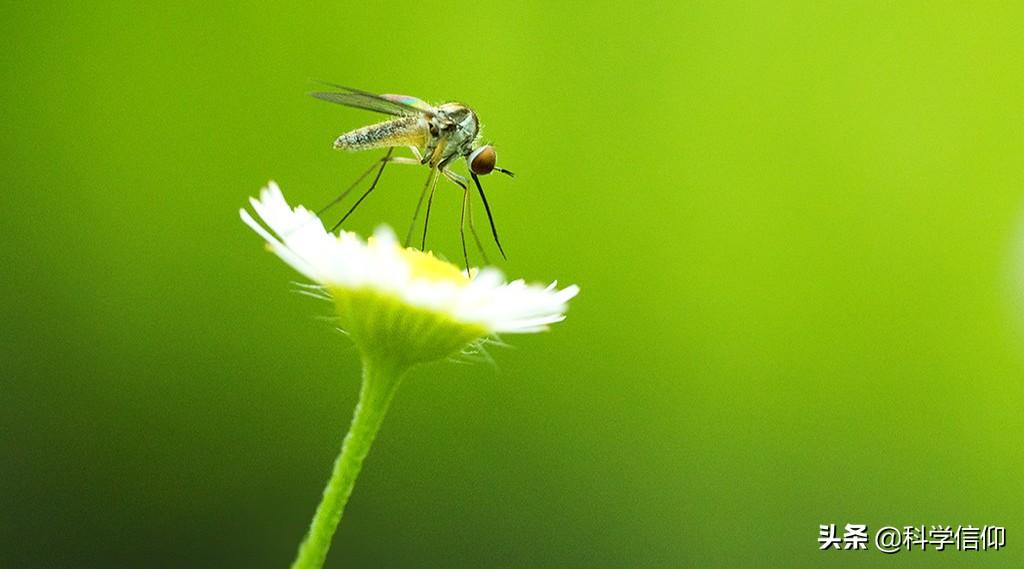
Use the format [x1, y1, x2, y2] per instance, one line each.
[362, 234, 471, 285]
[398, 247, 469, 284]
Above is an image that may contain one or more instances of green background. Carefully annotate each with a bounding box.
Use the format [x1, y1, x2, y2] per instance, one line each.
[3, 2, 1022, 567]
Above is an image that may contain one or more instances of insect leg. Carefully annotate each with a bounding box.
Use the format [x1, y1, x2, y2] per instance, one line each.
[459, 185, 471, 277]
[420, 168, 440, 250]
[405, 168, 437, 247]
[467, 194, 490, 266]
[317, 150, 404, 217]
[329, 147, 394, 232]
[442, 168, 489, 266]
[471, 172, 507, 259]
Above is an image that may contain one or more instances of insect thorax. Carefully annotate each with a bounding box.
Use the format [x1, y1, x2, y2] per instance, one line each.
[423, 103, 476, 161]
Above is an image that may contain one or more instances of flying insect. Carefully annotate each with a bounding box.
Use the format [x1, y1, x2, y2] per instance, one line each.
[310, 83, 514, 272]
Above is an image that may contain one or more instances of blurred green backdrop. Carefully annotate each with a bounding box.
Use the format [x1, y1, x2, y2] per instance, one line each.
[2, 1, 1023, 567]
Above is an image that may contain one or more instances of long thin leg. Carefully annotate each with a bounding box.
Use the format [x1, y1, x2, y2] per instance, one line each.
[467, 196, 490, 266]
[459, 186, 471, 276]
[283, 153, 407, 238]
[317, 150, 405, 217]
[471, 172, 507, 259]
[420, 168, 440, 250]
[329, 147, 394, 232]
[405, 169, 436, 247]
[439, 167, 488, 265]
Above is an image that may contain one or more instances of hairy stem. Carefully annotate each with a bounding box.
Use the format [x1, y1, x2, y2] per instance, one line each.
[289, 357, 408, 569]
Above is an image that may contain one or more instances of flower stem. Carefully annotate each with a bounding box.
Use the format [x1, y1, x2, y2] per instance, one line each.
[289, 356, 409, 569]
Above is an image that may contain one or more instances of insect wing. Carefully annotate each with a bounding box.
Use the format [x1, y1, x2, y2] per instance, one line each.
[380, 94, 436, 115]
[310, 83, 437, 118]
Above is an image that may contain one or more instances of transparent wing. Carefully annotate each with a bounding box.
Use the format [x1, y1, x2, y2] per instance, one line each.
[309, 82, 437, 118]
[379, 94, 437, 115]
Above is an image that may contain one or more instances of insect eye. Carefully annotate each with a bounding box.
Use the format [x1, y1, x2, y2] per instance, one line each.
[469, 146, 496, 175]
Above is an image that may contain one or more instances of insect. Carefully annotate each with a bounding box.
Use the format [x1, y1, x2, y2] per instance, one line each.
[309, 83, 514, 272]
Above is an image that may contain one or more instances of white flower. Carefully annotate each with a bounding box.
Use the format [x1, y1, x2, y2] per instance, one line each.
[241, 182, 579, 364]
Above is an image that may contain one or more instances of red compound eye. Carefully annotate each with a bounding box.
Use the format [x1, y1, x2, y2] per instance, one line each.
[469, 146, 496, 175]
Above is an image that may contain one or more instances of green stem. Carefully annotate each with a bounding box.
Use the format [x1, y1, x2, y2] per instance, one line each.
[289, 356, 409, 569]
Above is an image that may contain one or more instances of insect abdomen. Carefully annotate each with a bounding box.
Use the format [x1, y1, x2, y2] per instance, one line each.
[333, 116, 427, 151]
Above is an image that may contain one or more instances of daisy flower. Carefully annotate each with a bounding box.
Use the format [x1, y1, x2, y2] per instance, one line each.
[241, 182, 577, 363]
[240, 181, 578, 569]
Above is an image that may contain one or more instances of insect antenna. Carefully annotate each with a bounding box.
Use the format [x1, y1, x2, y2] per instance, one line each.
[329, 147, 394, 232]
[471, 173, 507, 259]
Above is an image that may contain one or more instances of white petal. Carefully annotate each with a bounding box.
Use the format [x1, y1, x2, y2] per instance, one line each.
[242, 182, 579, 335]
